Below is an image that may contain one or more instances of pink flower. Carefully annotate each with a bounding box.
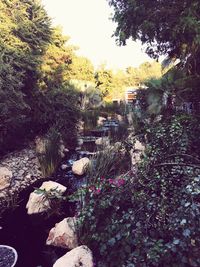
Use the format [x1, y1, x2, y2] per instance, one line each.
[117, 179, 125, 186]
[94, 188, 101, 195]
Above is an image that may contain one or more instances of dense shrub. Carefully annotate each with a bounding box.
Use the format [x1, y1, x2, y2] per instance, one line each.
[73, 114, 200, 267]
[0, 1, 80, 156]
[32, 85, 80, 149]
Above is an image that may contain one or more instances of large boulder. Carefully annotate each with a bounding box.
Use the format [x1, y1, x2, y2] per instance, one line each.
[53, 245, 94, 267]
[72, 157, 90, 176]
[46, 217, 78, 249]
[0, 167, 12, 190]
[26, 181, 66, 215]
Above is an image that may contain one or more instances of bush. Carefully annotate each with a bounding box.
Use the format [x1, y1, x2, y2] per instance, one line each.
[32, 85, 80, 149]
[72, 114, 200, 267]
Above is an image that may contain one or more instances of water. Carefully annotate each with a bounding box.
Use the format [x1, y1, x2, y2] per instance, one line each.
[0, 119, 120, 266]
[0, 153, 84, 267]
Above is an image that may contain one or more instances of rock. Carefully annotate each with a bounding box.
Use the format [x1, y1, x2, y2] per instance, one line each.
[53, 245, 93, 267]
[0, 167, 12, 190]
[95, 137, 110, 146]
[18, 170, 25, 176]
[117, 114, 123, 122]
[26, 194, 50, 215]
[97, 116, 106, 126]
[26, 181, 67, 215]
[61, 164, 69, 170]
[46, 217, 78, 249]
[134, 140, 145, 151]
[77, 138, 84, 146]
[25, 174, 31, 179]
[72, 157, 90, 176]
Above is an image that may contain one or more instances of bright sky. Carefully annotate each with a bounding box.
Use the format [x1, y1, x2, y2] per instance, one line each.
[42, 0, 152, 70]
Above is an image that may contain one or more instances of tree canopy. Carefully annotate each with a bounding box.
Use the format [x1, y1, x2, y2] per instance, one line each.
[108, 0, 200, 73]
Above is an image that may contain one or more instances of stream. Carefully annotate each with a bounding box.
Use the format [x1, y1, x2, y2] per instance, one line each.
[0, 119, 120, 267]
[0, 152, 82, 267]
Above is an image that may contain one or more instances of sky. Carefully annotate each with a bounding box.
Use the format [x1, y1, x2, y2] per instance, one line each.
[41, 0, 152, 70]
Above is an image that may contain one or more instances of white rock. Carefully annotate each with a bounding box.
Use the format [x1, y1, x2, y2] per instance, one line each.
[61, 164, 69, 170]
[26, 181, 66, 215]
[46, 217, 78, 249]
[53, 245, 94, 267]
[72, 157, 90, 176]
[0, 167, 12, 190]
[117, 114, 123, 122]
[95, 137, 110, 146]
[97, 116, 106, 126]
[26, 191, 49, 215]
[134, 140, 145, 151]
[25, 174, 31, 179]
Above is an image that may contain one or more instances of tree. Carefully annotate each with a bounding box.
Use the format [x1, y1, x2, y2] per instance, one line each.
[68, 56, 95, 82]
[0, 0, 52, 154]
[38, 26, 76, 90]
[108, 0, 200, 72]
[95, 67, 116, 97]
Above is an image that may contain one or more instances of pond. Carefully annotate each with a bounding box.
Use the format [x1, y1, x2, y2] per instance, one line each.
[0, 118, 120, 267]
[0, 152, 85, 267]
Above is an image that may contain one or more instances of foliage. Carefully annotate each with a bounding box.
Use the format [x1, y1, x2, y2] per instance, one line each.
[72, 175, 133, 267]
[0, 0, 52, 154]
[99, 102, 126, 117]
[38, 26, 76, 91]
[68, 56, 95, 82]
[126, 62, 162, 87]
[108, 0, 200, 66]
[109, 122, 129, 144]
[38, 127, 61, 177]
[86, 145, 131, 185]
[82, 110, 99, 132]
[95, 67, 116, 97]
[0, 0, 81, 156]
[79, 86, 103, 111]
[73, 114, 200, 267]
[35, 186, 67, 216]
[95, 62, 162, 103]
